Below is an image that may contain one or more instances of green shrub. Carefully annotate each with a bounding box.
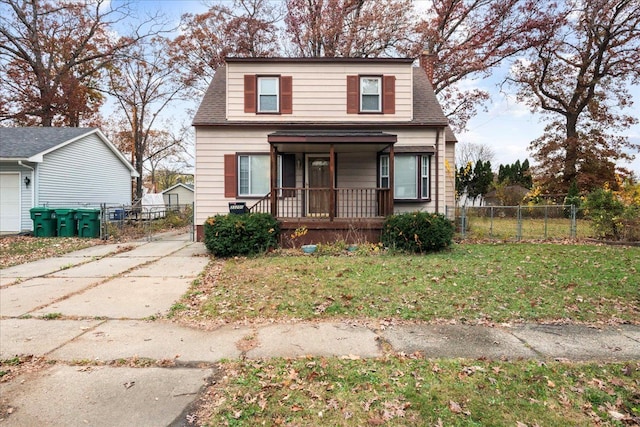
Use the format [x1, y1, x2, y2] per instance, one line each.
[563, 180, 582, 218]
[583, 188, 625, 239]
[381, 212, 454, 253]
[204, 213, 279, 257]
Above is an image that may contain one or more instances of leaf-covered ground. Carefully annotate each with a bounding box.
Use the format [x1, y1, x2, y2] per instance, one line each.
[0, 236, 102, 269]
[194, 357, 640, 426]
[176, 243, 639, 326]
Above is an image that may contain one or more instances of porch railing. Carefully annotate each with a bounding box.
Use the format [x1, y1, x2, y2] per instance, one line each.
[249, 187, 392, 219]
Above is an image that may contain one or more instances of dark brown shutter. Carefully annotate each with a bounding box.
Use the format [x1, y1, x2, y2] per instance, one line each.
[281, 76, 292, 114]
[383, 75, 395, 114]
[346, 75, 359, 114]
[244, 75, 256, 113]
[224, 154, 237, 197]
[282, 154, 296, 196]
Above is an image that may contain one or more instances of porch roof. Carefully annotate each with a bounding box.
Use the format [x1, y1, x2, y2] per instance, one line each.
[267, 130, 396, 153]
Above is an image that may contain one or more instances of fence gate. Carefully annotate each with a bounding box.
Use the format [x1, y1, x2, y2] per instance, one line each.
[101, 203, 195, 242]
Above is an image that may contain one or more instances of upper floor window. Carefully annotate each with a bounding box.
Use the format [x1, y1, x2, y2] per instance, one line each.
[360, 77, 381, 112]
[258, 77, 279, 113]
[244, 75, 293, 114]
[347, 75, 395, 114]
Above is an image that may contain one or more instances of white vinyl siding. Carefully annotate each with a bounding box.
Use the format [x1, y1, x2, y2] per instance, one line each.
[227, 62, 412, 122]
[38, 133, 132, 208]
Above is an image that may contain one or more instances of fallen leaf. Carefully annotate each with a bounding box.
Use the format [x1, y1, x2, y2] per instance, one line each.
[449, 400, 462, 414]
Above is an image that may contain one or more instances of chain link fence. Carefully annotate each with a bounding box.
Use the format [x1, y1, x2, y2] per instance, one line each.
[101, 203, 194, 241]
[446, 205, 584, 241]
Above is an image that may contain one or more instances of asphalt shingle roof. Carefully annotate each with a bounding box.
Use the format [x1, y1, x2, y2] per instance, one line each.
[0, 127, 96, 159]
[192, 62, 450, 127]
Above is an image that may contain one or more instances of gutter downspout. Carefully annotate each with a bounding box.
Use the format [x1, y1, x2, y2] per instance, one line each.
[434, 129, 440, 213]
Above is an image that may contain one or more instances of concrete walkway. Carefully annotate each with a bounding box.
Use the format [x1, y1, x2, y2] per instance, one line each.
[1, 233, 639, 426]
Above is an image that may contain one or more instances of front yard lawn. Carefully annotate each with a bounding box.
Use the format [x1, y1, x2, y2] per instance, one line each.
[0, 236, 101, 269]
[200, 357, 639, 426]
[181, 243, 639, 325]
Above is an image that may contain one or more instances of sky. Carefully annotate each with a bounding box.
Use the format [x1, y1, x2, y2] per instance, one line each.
[117, 0, 640, 177]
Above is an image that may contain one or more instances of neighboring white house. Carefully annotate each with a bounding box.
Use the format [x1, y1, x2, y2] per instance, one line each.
[162, 183, 194, 207]
[0, 127, 138, 233]
[192, 56, 456, 242]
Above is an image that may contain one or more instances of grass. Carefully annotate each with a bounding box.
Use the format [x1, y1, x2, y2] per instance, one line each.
[194, 243, 639, 324]
[199, 357, 639, 426]
[0, 236, 98, 269]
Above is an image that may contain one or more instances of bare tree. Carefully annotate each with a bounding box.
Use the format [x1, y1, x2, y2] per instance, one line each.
[106, 36, 187, 199]
[0, 0, 166, 126]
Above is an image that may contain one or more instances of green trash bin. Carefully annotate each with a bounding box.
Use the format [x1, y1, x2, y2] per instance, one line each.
[30, 207, 56, 237]
[76, 208, 101, 238]
[55, 209, 77, 237]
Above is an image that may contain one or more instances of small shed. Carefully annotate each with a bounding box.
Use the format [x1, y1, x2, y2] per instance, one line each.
[0, 127, 138, 233]
[162, 183, 194, 207]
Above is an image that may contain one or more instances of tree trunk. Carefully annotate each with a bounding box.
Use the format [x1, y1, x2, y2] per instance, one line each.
[563, 114, 579, 190]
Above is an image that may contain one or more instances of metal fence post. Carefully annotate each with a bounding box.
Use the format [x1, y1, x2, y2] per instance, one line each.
[516, 205, 522, 241]
[461, 206, 466, 239]
[570, 204, 577, 239]
[490, 206, 494, 239]
[544, 205, 548, 239]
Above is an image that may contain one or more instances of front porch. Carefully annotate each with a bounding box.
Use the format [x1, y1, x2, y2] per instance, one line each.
[255, 130, 397, 245]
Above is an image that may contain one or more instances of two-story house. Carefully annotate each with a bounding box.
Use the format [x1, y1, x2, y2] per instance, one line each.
[192, 56, 456, 243]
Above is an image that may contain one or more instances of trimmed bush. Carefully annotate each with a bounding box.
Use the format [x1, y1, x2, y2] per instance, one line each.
[204, 213, 279, 257]
[382, 212, 454, 253]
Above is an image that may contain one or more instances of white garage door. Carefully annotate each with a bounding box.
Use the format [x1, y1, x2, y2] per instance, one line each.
[0, 173, 21, 232]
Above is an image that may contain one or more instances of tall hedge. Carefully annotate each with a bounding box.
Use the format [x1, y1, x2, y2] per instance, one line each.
[204, 213, 279, 257]
[381, 212, 454, 253]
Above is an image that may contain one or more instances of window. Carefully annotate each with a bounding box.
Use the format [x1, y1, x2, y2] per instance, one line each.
[258, 77, 279, 113]
[239, 155, 270, 196]
[395, 156, 417, 198]
[225, 153, 294, 198]
[379, 154, 431, 200]
[244, 75, 293, 114]
[360, 77, 381, 112]
[421, 156, 430, 199]
[380, 155, 389, 188]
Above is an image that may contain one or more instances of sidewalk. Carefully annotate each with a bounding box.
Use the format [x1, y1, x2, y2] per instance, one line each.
[1, 234, 639, 426]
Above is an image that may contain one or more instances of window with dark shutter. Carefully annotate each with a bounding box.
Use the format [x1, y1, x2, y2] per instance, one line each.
[224, 154, 237, 197]
[244, 75, 256, 113]
[383, 75, 395, 114]
[346, 75, 359, 114]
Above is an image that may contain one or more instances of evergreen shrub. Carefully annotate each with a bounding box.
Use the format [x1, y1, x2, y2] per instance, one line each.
[381, 212, 454, 253]
[204, 213, 279, 257]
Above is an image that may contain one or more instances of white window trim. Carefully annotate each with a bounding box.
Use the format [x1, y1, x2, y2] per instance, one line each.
[421, 156, 430, 199]
[258, 76, 279, 113]
[360, 76, 381, 112]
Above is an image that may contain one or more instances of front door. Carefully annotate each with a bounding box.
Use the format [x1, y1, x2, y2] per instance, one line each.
[307, 156, 330, 216]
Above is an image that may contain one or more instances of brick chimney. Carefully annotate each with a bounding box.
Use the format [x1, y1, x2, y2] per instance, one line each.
[419, 50, 436, 84]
